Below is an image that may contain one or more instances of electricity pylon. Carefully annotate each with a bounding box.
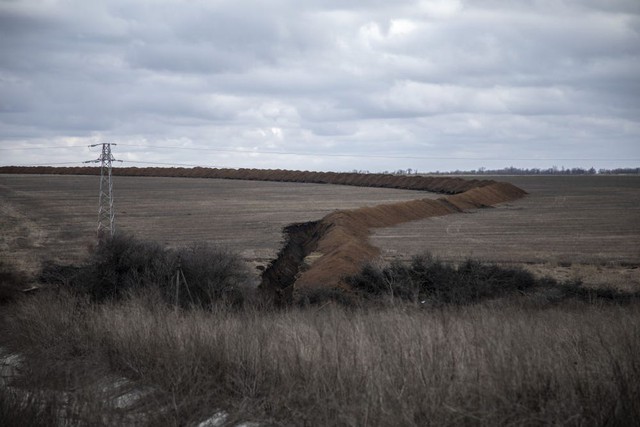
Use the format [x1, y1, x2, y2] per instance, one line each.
[84, 143, 121, 241]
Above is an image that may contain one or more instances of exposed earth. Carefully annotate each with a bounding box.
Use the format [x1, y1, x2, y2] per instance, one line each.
[373, 175, 640, 291]
[1, 171, 638, 291]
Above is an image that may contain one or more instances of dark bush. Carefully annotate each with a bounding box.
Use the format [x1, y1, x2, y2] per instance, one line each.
[43, 234, 253, 309]
[38, 262, 82, 287]
[347, 254, 640, 306]
[444, 259, 537, 304]
[174, 243, 252, 308]
[74, 234, 171, 302]
[347, 254, 539, 305]
[554, 280, 636, 303]
[344, 263, 389, 296]
[0, 260, 29, 304]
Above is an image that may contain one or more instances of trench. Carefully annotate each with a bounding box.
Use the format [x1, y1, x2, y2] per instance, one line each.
[260, 181, 528, 303]
[259, 221, 327, 305]
[0, 166, 528, 303]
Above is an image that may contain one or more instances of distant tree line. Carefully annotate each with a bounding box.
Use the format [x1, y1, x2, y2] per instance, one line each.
[424, 166, 640, 176]
[355, 167, 639, 176]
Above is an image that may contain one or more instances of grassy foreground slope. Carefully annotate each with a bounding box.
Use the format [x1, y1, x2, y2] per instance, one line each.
[2, 290, 639, 426]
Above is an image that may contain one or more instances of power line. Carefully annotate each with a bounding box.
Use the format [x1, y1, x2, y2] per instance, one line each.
[0, 161, 87, 166]
[113, 144, 640, 162]
[123, 160, 216, 167]
[0, 145, 90, 151]
[1, 142, 638, 162]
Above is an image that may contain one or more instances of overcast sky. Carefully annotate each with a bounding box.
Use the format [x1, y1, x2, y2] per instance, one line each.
[1, 0, 639, 172]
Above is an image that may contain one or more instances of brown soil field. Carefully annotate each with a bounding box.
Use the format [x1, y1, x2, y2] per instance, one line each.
[2, 171, 636, 294]
[372, 175, 640, 290]
[0, 174, 435, 278]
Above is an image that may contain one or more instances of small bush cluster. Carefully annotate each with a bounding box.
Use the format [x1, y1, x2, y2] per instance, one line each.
[0, 260, 29, 305]
[346, 254, 637, 306]
[40, 233, 253, 309]
[347, 254, 537, 305]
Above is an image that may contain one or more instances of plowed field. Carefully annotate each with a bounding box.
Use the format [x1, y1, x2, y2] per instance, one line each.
[1, 173, 638, 290]
[0, 174, 434, 276]
[372, 175, 640, 290]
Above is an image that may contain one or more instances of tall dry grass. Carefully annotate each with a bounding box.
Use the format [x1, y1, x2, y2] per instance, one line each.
[2, 289, 639, 426]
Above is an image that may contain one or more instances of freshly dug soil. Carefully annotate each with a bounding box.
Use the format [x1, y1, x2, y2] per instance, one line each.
[0, 167, 527, 303]
[289, 182, 527, 297]
[0, 166, 493, 194]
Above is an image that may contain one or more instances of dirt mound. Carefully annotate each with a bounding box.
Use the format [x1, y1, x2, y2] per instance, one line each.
[0, 166, 527, 302]
[0, 166, 494, 195]
[259, 182, 528, 302]
[446, 182, 528, 210]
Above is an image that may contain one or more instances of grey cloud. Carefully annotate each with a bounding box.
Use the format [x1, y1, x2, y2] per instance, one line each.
[0, 0, 638, 171]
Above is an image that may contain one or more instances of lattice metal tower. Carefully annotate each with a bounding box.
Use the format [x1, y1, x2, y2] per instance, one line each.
[84, 143, 121, 241]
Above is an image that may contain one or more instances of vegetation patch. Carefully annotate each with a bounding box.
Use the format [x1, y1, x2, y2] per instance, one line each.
[39, 233, 252, 309]
[346, 254, 640, 306]
[0, 260, 30, 305]
[0, 389, 58, 427]
[2, 247, 640, 425]
[1, 291, 639, 426]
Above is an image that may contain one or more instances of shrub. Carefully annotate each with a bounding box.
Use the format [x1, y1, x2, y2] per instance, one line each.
[73, 234, 172, 302]
[347, 254, 640, 306]
[0, 260, 29, 305]
[38, 262, 82, 288]
[41, 234, 253, 309]
[174, 243, 252, 308]
[347, 254, 540, 305]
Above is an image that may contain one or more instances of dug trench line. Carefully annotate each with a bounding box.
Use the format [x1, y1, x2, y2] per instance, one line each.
[0, 167, 527, 303]
[260, 181, 527, 304]
[0, 166, 494, 194]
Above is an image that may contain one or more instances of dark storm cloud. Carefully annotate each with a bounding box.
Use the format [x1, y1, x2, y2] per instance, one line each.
[0, 0, 638, 171]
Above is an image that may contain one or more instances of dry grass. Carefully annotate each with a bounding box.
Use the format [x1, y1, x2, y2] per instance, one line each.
[2, 289, 639, 426]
